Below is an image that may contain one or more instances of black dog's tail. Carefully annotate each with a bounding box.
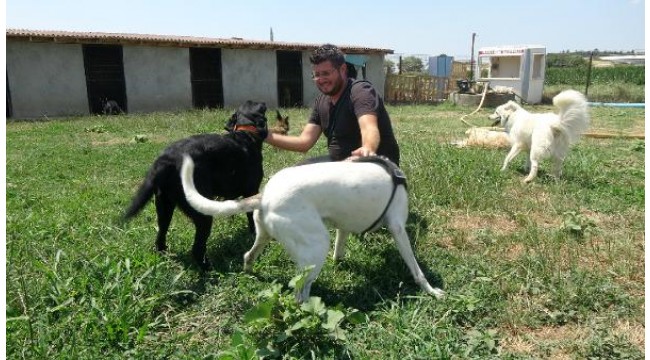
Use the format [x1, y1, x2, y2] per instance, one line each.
[123, 170, 157, 221]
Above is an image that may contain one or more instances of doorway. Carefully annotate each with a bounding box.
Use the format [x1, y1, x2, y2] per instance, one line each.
[190, 48, 224, 109]
[83, 44, 127, 114]
[276, 51, 303, 107]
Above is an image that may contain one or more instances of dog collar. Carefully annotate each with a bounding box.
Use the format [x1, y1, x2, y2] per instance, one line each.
[233, 124, 259, 133]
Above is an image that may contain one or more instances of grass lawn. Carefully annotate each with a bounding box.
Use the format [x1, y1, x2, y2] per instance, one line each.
[6, 102, 645, 358]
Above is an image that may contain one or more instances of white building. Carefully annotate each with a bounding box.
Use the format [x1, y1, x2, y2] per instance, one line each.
[6, 29, 392, 118]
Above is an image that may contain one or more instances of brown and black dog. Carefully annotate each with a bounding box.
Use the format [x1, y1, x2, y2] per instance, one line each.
[270, 110, 289, 135]
[123, 101, 270, 267]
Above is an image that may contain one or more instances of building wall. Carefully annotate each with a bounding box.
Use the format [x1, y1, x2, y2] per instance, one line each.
[6, 41, 89, 118]
[122, 45, 192, 113]
[301, 51, 319, 107]
[222, 49, 278, 108]
[364, 53, 386, 96]
[6, 39, 389, 118]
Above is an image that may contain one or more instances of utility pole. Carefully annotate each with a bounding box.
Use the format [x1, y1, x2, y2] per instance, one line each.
[585, 50, 596, 97]
[469, 32, 477, 81]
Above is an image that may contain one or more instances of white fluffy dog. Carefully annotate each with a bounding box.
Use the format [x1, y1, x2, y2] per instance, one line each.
[180, 155, 445, 302]
[488, 90, 590, 183]
[457, 127, 511, 149]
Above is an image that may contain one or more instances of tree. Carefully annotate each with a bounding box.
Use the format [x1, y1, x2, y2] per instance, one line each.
[384, 59, 396, 75]
[401, 56, 425, 74]
[546, 53, 587, 68]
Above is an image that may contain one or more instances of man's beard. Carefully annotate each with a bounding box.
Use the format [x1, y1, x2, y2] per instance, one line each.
[320, 77, 345, 96]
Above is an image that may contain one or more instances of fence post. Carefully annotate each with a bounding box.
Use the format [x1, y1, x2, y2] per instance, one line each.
[585, 50, 595, 97]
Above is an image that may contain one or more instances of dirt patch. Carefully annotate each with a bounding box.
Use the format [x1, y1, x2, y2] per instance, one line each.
[90, 134, 171, 146]
[501, 321, 644, 358]
[435, 210, 519, 250]
[446, 211, 518, 235]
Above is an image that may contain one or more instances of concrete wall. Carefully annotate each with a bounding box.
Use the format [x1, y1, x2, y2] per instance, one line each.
[301, 52, 319, 107]
[222, 49, 278, 108]
[364, 54, 386, 96]
[7, 41, 89, 118]
[6, 39, 388, 118]
[122, 46, 192, 113]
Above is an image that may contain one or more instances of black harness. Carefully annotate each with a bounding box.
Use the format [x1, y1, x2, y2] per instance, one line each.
[351, 156, 407, 233]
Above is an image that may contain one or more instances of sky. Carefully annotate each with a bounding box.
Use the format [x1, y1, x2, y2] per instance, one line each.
[5, 0, 647, 59]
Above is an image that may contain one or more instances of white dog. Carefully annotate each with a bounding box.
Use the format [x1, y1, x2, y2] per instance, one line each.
[488, 90, 590, 183]
[180, 155, 445, 302]
[457, 127, 511, 149]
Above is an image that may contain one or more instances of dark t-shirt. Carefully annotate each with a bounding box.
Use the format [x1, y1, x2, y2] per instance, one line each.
[308, 79, 400, 165]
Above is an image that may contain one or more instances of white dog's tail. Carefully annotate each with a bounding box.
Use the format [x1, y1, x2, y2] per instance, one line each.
[552, 89, 590, 144]
[180, 154, 261, 216]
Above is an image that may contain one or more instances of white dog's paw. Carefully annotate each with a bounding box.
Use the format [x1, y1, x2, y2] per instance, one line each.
[243, 254, 254, 272]
[422, 283, 446, 299]
[431, 288, 446, 299]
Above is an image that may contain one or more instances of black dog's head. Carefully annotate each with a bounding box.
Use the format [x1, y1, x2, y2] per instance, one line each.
[225, 101, 269, 139]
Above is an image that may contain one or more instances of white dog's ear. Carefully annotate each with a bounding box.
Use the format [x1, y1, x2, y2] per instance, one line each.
[504, 101, 518, 109]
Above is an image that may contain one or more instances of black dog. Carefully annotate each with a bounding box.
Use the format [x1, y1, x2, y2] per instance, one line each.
[102, 97, 124, 115]
[123, 101, 269, 267]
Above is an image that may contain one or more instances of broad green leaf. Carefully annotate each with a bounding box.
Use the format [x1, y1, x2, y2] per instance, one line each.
[244, 300, 274, 323]
[301, 296, 325, 315]
[346, 310, 366, 325]
[323, 309, 345, 330]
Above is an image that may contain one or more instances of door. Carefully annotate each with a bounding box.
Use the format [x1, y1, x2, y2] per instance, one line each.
[276, 51, 303, 107]
[83, 44, 127, 114]
[6, 72, 12, 118]
[190, 47, 224, 109]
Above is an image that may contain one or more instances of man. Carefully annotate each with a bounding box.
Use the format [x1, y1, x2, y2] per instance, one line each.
[265, 44, 400, 165]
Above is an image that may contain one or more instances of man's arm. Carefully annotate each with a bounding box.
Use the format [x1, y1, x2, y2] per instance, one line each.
[265, 123, 322, 153]
[350, 113, 380, 157]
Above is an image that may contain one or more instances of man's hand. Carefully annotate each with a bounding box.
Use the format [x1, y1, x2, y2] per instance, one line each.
[350, 146, 376, 157]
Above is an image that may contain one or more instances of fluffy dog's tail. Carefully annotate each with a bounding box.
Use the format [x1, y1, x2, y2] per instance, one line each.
[181, 154, 261, 216]
[552, 89, 590, 144]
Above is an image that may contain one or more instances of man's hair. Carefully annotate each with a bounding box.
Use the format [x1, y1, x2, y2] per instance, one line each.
[309, 44, 346, 67]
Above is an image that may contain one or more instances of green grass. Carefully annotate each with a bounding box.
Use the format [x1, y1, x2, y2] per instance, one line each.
[6, 103, 644, 359]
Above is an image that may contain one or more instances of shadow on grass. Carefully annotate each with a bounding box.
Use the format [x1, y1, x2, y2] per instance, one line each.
[317, 211, 445, 311]
[318, 246, 445, 312]
[170, 211, 445, 312]
[169, 225, 255, 298]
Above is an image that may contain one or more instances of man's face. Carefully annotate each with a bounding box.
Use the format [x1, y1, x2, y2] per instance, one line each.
[312, 61, 345, 96]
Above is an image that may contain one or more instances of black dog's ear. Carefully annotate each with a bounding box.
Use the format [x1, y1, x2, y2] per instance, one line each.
[276, 110, 282, 120]
[235, 101, 267, 126]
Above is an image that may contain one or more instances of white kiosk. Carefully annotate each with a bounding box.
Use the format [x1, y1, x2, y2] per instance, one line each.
[477, 45, 546, 104]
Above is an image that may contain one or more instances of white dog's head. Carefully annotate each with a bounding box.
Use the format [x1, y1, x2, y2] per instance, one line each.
[488, 101, 521, 127]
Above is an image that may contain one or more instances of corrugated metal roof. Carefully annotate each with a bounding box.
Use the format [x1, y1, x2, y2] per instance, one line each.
[6, 28, 393, 54]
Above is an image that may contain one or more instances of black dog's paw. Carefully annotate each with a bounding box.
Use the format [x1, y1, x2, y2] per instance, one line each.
[195, 257, 212, 272]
